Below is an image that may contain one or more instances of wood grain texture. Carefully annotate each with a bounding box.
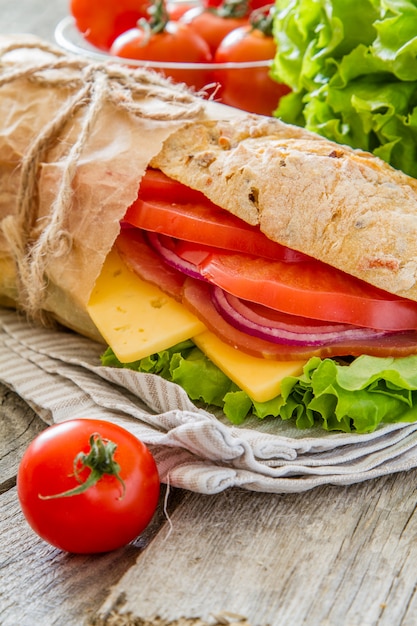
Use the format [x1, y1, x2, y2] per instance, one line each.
[0, 485, 148, 626]
[0, 384, 46, 492]
[0, 388, 138, 626]
[92, 475, 417, 626]
[0, 387, 185, 626]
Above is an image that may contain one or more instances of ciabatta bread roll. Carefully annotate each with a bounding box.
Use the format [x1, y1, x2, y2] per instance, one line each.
[5, 36, 417, 432]
[151, 117, 417, 302]
[1, 34, 417, 341]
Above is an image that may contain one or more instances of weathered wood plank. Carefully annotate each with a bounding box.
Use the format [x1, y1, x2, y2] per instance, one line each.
[0, 383, 47, 492]
[0, 461, 185, 626]
[0, 485, 146, 626]
[3, 4, 417, 626]
[91, 471, 417, 626]
[0, 384, 187, 626]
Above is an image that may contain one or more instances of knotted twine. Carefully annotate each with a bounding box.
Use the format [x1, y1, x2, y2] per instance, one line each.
[0, 38, 205, 325]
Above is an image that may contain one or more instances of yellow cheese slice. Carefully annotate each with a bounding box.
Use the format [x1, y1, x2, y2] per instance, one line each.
[87, 248, 206, 363]
[193, 330, 305, 403]
[88, 246, 306, 403]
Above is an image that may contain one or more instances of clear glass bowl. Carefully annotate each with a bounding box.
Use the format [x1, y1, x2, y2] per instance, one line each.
[54, 16, 284, 116]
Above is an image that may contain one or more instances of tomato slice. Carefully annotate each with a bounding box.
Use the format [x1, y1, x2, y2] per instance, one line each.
[137, 168, 205, 204]
[182, 278, 417, 360]
[125, 172, 306, 261]
[124, 169, 417, 333]
[115, 229, 417, 358]
[174, 241, 417, 331]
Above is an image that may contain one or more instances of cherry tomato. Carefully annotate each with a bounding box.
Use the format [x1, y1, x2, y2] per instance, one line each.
[214, 24, 291, 115]
[110, 2, 213, 89]
[166, 0, 199, 20]
[181, 3, 249, 55]
[110, 21, 212, 64]
[70, 0, 151, 51]
[17, 419, 160, 554]
[202, 0, 224, 7]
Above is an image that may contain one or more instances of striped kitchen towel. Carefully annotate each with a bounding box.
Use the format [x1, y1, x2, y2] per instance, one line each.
[2, 307, 417, 494]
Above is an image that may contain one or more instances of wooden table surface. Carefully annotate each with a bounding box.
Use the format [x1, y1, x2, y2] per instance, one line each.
[2, 2, 417, 625]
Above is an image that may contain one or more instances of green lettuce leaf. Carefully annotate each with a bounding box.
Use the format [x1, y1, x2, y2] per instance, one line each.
[272, 0, 417, 177]
[102, 345, 417, 434]
[279, 354, 417, 433]
[101, 343, 271, 425]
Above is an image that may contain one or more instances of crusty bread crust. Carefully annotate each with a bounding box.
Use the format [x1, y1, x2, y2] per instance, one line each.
[151, 114, 417, 302]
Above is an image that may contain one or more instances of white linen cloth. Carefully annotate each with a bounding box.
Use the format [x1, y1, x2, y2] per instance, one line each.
[2, 307, 417, 493]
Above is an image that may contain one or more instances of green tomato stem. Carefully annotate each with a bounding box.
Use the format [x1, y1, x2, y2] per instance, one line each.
[216, 0, 249, 19]
[250, 4, 275, 37]
[39, 433, 126, 500]
[138, 0, 170, 38]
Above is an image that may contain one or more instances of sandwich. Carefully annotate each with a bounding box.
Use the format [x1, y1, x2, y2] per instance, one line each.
[3, 36, 417, 435]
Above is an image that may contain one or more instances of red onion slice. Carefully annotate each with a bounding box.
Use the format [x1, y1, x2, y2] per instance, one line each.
[144, 232, 208, 281]
[211, 286, 390, 346]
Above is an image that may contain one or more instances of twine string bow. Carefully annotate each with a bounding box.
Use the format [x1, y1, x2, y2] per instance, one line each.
[0, 39, 204, 323]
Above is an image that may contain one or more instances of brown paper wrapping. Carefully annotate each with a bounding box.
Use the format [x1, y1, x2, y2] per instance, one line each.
[0, 35, 236, 340]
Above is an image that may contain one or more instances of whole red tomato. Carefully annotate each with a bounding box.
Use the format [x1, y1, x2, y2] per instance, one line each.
[70, 0, 151, 51]
[110, 21, 212, 64]
[214, 7, 291, 115]
[17, 419, 160, 554]
[181, 0, 249, 55]
[110, 1, 213, 90]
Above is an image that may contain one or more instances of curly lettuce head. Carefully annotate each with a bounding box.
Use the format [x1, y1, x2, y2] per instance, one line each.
[271, 0, 417, 177]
